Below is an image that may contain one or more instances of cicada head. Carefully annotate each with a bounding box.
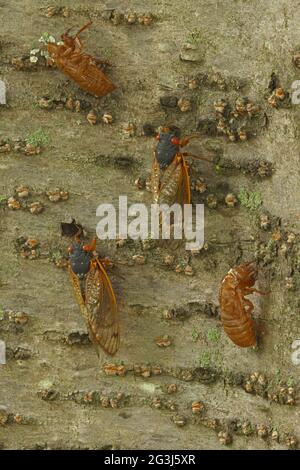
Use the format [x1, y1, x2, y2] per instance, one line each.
[60, 32, 75, 48]
[47, 42, 60, 59]
[239, 262, 258, 287]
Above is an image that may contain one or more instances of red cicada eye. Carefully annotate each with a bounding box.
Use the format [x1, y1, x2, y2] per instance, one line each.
[155, 134, 161, 141]
[171, 136, 180, 146]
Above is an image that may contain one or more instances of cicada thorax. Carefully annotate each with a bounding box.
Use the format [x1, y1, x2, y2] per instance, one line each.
[219, 263, 259, 348]
[69, 241, 91, 278]
[68, 240, 120, 356]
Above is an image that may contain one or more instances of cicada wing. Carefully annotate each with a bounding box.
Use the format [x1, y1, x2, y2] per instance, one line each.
[151, 152, 161, 203]
[84, 258, 120, 356]
[179, 156, 191, 204]
[69, 265, 85, 308]
[168, 157, 189, 250]
[169, 155, 191, 206]
[153, 156, 184, 248]
[158, 156, 183, 205]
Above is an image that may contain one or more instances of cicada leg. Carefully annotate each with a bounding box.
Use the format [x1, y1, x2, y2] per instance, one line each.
[90, 56, 112, 67]
[99, 257, 114, 270]
[74, 21, 93, 41]
[242, 297, 255, 316]
[245, 287, 271, 296]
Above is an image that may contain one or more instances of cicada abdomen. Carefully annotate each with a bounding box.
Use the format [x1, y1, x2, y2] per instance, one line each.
[68, 237, 120, 356]
[48, 22, 116, 98]
[219, 262, 269, 348]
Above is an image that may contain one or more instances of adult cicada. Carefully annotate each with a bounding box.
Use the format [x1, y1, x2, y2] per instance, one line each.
[150, 126, 212, 206]
[62, 220, 119, 356]
[48, 22, 116, 98]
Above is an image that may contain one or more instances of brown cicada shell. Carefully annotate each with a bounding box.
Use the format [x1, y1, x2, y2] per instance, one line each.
[219, 262, 269, 348]
[48, 22, 116, 97]
[69, 240, 119, 356]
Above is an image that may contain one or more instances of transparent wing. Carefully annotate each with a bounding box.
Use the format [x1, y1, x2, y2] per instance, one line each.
[171, 156, 191, 205]
[84, 258, 120, 356]
[69, 266, 85, 308]
[151, 152, 161, 203]
[157, 155, 183, 205]
[178, 156, 191, 204]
